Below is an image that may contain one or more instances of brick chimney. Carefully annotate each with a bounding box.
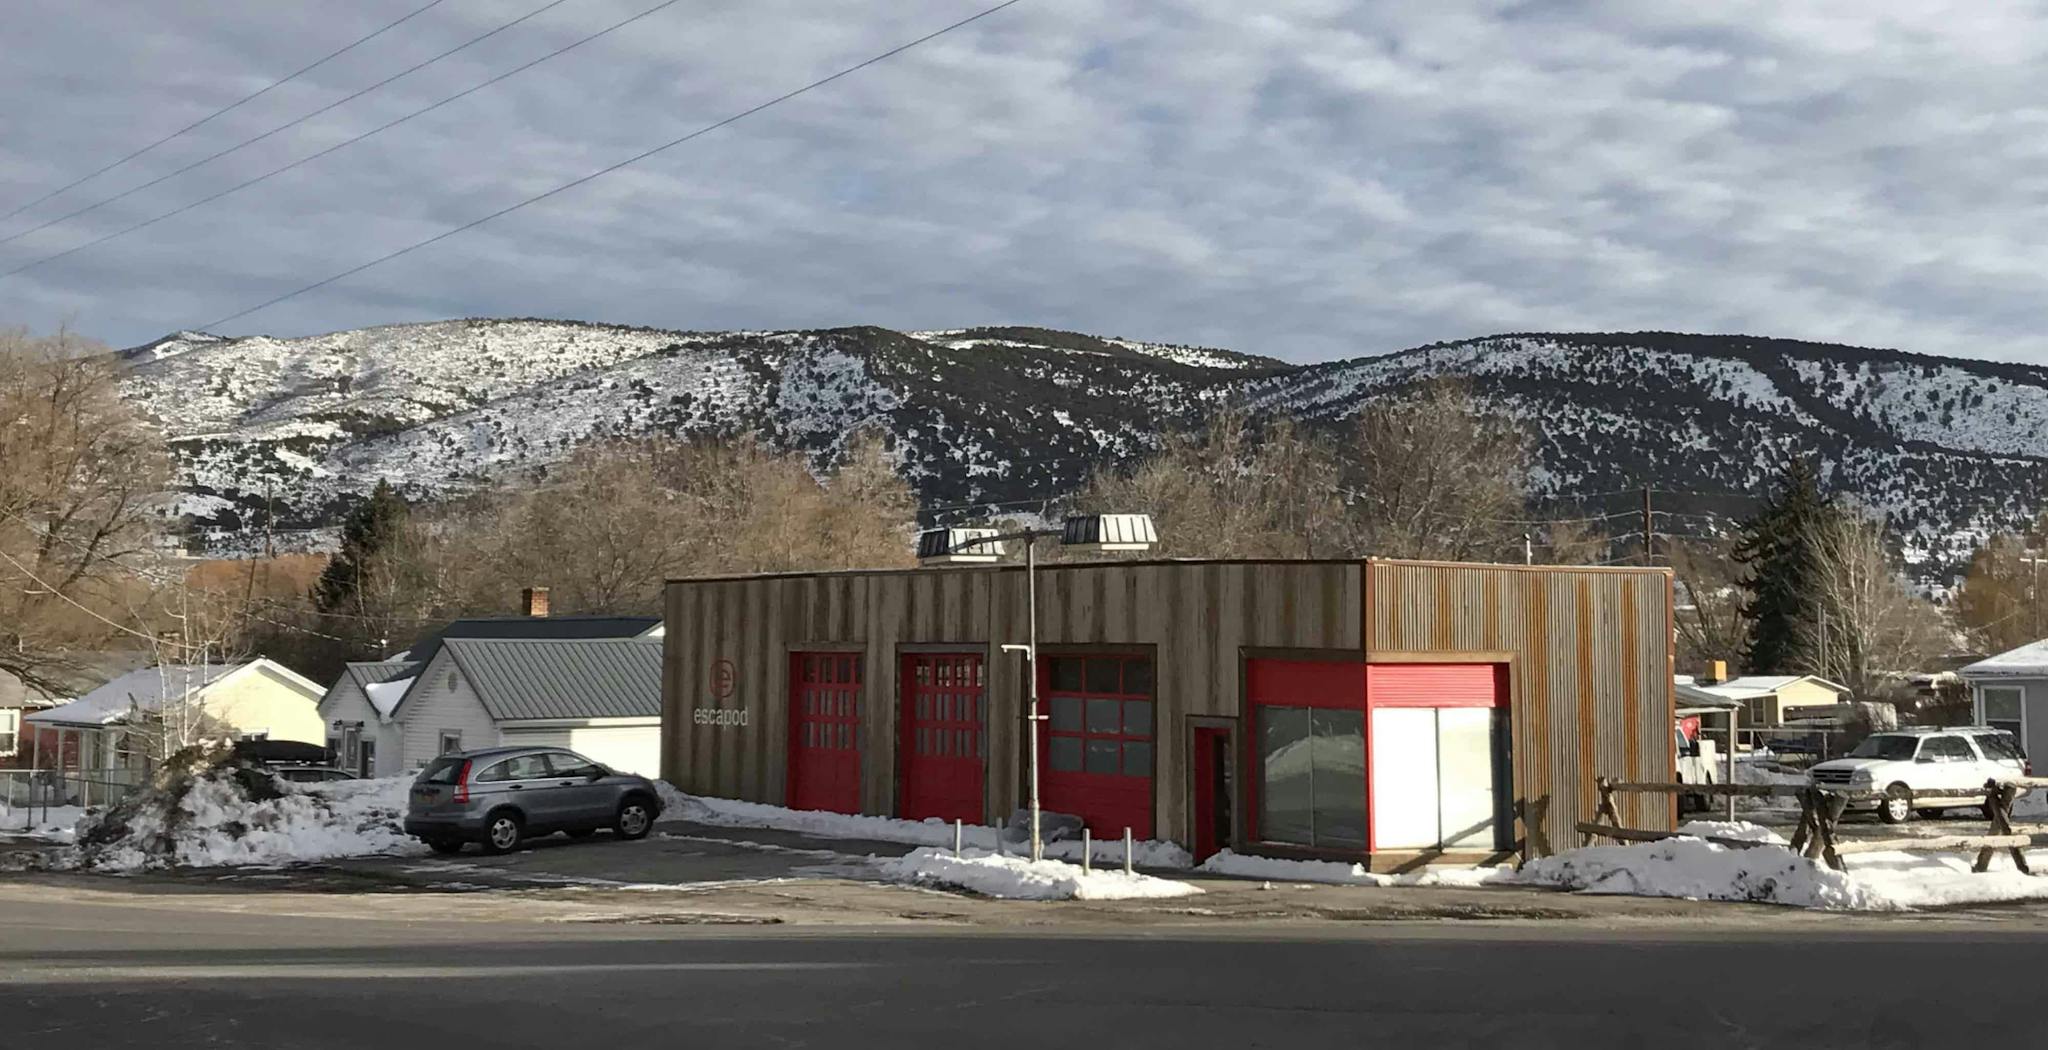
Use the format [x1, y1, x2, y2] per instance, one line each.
[521, 586, 550, 618]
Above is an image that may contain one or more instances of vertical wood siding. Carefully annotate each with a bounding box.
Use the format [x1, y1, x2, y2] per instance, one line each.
[664, 561, 1363, 843]
[1363, 560, 1675, 855]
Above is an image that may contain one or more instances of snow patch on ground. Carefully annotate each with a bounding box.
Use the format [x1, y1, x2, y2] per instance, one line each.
[656, 784, 1193, 867]
[0, 804, 87, 842]
[877, 848, 1203, 901]
[1195, 850, 1514, 888]
[79, 773, 425, 871]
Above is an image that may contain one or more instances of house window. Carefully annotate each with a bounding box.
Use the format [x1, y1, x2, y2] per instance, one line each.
[0, 709, 17, 757]
[1981, 687, 2024, 745]
[438, 730, 463, 755]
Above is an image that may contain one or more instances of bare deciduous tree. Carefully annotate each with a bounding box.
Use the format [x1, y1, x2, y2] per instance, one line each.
[1341, 381, 1528, 561]
[1801, 507, 1951, 698]
[0, 326, 169, 694]
[1668, 537, 1751, 674]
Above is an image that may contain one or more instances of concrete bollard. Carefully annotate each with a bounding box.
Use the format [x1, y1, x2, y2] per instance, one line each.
[954, 819, 962, 858]
[1124, 827, 1134, 875]
[1082, 828, 1091, 874]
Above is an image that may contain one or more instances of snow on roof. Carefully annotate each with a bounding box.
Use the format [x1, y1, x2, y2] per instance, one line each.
[26, 663, 244, 727]
[1961, 639, 2048, 679]
[363, 677, 415, 720]
[1700, 675, 1850, 697]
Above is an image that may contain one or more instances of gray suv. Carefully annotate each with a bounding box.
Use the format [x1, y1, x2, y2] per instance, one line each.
[404, 746, 662, 855]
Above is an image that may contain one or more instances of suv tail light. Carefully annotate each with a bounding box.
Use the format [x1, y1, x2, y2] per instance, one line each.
[452, 760, 474, 803]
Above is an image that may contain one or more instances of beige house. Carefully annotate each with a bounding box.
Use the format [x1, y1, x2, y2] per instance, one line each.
[1700, 675, 1851, 726]
[25, 659, 326, 770]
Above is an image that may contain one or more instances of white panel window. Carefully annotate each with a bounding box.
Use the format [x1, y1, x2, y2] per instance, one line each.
[1436, 708, 1500, 850]
[0, 709, 17, 757]
[1369, 708, 1441, 850]
[1981, 687, 2024, 745]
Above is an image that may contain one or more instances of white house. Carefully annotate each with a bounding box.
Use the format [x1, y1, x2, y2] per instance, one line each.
[1698, 675, 1851, 727]
[25, 658, 326, 769]
[322, 638, 663, 778]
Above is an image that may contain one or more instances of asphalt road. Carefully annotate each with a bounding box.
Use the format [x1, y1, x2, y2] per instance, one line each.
[0, 891, 2038, 1050]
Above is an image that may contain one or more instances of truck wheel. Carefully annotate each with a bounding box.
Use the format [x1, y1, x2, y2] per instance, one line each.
[1879, 784, 1913, 825]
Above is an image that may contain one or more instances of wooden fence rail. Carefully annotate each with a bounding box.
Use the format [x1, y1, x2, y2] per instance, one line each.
[1578, 776, 2039, 875]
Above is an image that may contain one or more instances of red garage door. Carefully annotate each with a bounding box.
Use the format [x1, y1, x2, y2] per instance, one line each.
[898, 653, 986, 823]
[788, 652, 862, 814]
[1039, 653, 1155, 839]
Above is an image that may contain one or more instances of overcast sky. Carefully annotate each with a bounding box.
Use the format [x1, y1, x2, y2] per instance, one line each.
[2, 1, 2045, 363]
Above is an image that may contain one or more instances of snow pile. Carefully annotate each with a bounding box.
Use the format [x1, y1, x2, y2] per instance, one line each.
[877, 847, 1203, 901]
[74, 762, 423, 871]
[1516, 821, 2048, 911]
[656, 783, 1193, 867]
[1196, 850, 1513, 888]
[1516, 837, 1872, 909]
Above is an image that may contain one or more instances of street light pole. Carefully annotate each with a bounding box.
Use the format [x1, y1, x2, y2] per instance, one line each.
[1024, 537, 1044, 862]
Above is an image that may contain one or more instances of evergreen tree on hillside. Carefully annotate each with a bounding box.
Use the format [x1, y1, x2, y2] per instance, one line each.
[1734, 459, 1831, 673]
[314, 480, 410, 615]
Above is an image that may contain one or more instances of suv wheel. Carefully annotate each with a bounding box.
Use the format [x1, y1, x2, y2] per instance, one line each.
[1879, 784, 1913, 825]
[614, 797, 654, 840]
[480, 810, 525, 854]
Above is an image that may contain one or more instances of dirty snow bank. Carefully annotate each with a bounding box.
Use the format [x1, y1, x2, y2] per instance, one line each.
[76, 768, 423, 871]
[656, 783, 1192, 867]
[878, 848, 1203, 901]
[1196, 850, 1513, 888]
[1517, 821, 2048, 911]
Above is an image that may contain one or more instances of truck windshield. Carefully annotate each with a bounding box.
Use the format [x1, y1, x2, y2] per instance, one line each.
[1848, 736, 1920, 760]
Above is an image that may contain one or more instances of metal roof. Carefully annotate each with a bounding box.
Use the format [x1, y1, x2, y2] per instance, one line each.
[1961, 639, 2048, 679]
[344, 660, 418, 692]
[400, 615, 661, 670]
[441, 638, 662, 721]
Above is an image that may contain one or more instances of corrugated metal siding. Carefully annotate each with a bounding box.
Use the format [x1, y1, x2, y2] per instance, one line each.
[665, 561, 1363, 841]
[1364, 560, 1674, 856]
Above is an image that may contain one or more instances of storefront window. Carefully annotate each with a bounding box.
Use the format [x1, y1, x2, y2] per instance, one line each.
[1257, 705, 1366, 850]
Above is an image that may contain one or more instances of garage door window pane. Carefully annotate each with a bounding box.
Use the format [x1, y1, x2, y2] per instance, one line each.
[1122, 741, 1152, 776]
[1050, 736, 1082, 772]
[1124, 700, 1153, 739]
[1087, 698, 1121, 734]
[1051, 697, 1083, 731]
[1257, 706, 1314, 847]
[1310, 709, 1367, 850]
[1124, 658, 1153, 695]
[1052, 658, 1084, 692]
[1085, 739, 1120, 774]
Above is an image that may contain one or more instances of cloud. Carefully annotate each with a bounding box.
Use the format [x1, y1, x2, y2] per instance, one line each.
[1, 0, 2046, 363]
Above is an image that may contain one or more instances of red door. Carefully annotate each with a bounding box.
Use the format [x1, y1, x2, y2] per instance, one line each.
[898, 653, 987, 823]
[787, 652, 862, 813]
[1191, 726, 1232, 862]
[1039, 653, 1155, 839]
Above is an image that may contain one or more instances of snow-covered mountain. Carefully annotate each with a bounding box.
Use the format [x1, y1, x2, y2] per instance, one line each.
[119, 320, 2048, 576]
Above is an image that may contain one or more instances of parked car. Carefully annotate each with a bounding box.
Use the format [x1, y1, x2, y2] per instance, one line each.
[403, 746, 663, 855]
[271, 766, 359, 785]
[1805, 726, 2028, 824]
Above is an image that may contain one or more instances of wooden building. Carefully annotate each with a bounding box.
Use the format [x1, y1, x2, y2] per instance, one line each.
[661, 558, 1674, 866]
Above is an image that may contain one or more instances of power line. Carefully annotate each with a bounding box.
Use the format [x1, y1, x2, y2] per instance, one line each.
[3, 0, 690, 281]
[0, 0, 452, 226]
[0, 546, 204, 653]
[195, 0, 1032, 330]
[0, 0, 577, 251]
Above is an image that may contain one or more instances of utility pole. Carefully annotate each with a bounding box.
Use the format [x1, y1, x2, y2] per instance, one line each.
[1523, 533, 1533, 566]
[1641, 486, 1654, 566]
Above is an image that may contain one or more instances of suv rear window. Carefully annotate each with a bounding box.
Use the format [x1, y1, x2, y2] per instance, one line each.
[1976, 732, 2025, 761]
[420, 757, 465, 785]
